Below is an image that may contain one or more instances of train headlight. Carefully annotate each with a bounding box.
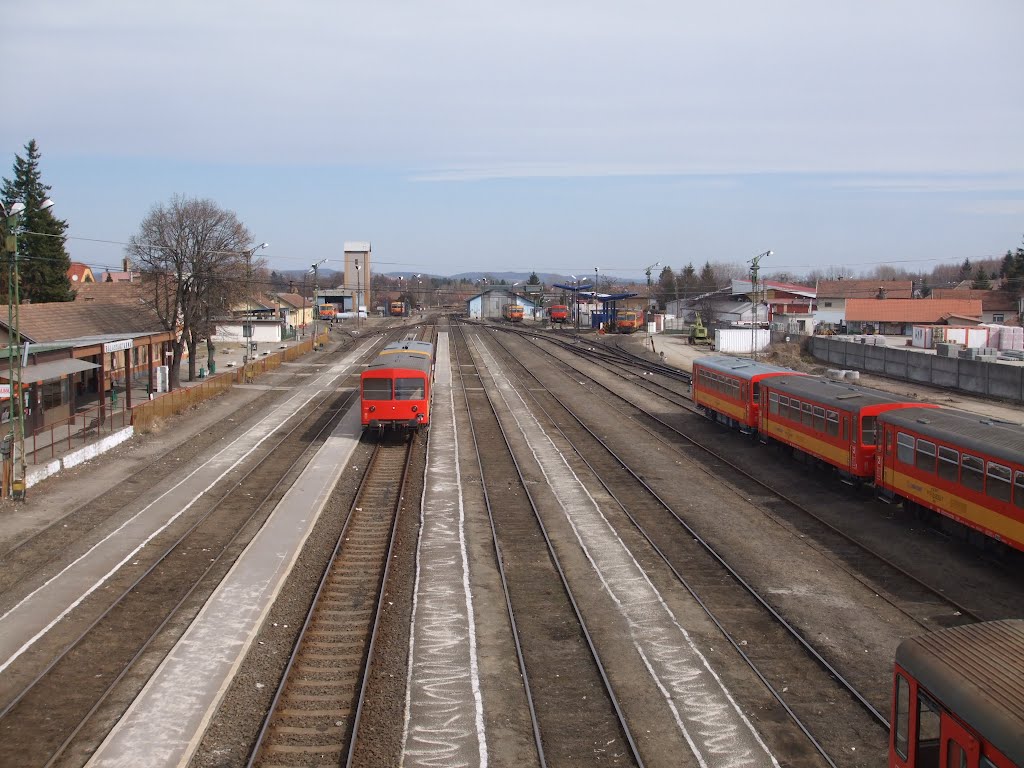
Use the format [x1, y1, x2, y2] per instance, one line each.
[411, 405, 418, 412]
[368, 405, 376, 412]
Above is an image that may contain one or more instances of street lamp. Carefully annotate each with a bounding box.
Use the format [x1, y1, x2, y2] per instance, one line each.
[243, 242, 268, 355]
[2, 197, 53, 499]
[749, 250, 772, 359]
[309, 258, 327, 345]
[414, 273, 423, 311]
[645, 262, 661, 315]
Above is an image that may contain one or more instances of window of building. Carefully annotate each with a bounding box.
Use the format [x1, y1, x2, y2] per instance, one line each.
[897, 432, 915, 464]
[938, 447, 959, 483]
[41, 378, 69, 410]
[362, 378, 392, 400]
[992, 313, 1004, 323]
[987, 462, 1012, 503]
[961, 454, 984, 493]
[916, 439, 937, 473]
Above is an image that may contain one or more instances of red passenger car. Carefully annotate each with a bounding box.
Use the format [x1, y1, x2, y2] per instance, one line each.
[691, 356, 803, 432]
[616, 310, 644, 334]
[876, 406, 1024, 552]
[548, 305, 569, 324]
[360, 340, 434, 431]
[891, 620, 1024, 768]
[759, 376, 937, 480]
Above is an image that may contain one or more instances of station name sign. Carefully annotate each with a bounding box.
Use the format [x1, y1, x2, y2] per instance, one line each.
[103, 339, 134, 353]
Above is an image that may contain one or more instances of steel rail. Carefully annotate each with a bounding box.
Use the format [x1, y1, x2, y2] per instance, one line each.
[21, 386, 357, 767]
[456, 323, 646, 767]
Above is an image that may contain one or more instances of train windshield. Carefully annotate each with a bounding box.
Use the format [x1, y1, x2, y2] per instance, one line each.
[363, 378, 392, 400]
[395, 377, 425, 400]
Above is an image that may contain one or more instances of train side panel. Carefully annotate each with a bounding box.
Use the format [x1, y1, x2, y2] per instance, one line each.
[692, 356, 802, 431]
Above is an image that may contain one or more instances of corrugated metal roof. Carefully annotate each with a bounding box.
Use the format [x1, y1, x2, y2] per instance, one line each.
[845, 298, 982, 323]
[896, 620, 1024, 766]
[693, 356, 796, 379]
[1, 357, 98, 383]
[763, 375, 919, 411]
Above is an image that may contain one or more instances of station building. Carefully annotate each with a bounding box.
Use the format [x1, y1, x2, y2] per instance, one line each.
[466, 287, 539, 320]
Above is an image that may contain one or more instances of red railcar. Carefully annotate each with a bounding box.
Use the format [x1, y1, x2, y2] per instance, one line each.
[548, 305, 569, 324]
[692, 356, 804, 432]
[616, 310, 644, 334]
[502, 304, 524, 323]
[891, 620, 1024, 768]
[876, 406, 1024, 552]
[759, 376, 938, 480]
[360, 340, 434, 431]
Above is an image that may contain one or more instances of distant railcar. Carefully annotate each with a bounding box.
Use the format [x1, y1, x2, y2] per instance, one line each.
[616, 310, 644, 334]
[389, 300, 406, 317]
[360, 340, 434, 431]
[891, 620, 1024, 768]
[502, 304, 524, 323]
[548, 305, 569, 324]
[692, 356, 805, 432]
[876, 406, 1024, 552]
[759, 376, 938, 481]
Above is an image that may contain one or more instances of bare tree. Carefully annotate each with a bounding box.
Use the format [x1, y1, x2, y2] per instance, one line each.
[125, 196, 253, 388]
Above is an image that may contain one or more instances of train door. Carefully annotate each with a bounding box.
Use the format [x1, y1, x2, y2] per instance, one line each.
[939, 714, 979, 768]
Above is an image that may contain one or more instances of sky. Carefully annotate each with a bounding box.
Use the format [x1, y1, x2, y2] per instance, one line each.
[3, 1, 1023, 285]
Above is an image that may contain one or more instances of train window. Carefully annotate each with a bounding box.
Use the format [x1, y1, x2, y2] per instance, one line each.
[395, 377, 426, 400]
[790, 399, 801, 421]
[842, 416, 849, 441]
[986, 462, 1011, 503]
[946, 741, 968, 768]
[894, 674, 910, 760]
[1015, 472, 1024, 510]
[897, 432, 914, 464]
[961, 455, 984, 493]
[752, 382, 760, 403]
[826, 411, 839, 436]
[862, 416, 877, 446]
[917, 693, 941, 768]
[813, 406, 825, 432]
[769, 392, 779, 415]
[802, 403, 813, 426]
[362, 378, 392, 400]
[938, 447, 959, 483]
[916, 440, 937, 473]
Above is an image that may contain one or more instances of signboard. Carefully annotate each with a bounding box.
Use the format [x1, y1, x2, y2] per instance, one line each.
[103, 339, 134, 353]
[0, 385, 8, 400]
[242, 322, 254, 338]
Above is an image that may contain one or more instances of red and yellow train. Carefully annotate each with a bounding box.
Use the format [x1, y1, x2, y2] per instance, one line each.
[691, 354, 1024, 552]
[502, 304, 524, 323]
[360, 340, 434, 431]
[615, 310, 644, 334]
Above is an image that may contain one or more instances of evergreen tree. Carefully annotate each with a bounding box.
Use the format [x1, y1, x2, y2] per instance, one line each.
[527, 271, 540, 285]
[1, 140, 74, 303]
[698, 261, 717, 292]
[971, 267, 991, 290]
[679, 263, 697, 297]
[956, 258, 972, 284]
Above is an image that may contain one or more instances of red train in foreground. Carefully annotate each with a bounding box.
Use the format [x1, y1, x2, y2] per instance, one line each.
[360, 340, 434, 431]
[891, 619, 1024, 768]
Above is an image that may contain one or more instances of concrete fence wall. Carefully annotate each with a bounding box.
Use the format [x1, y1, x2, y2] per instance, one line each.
[809, 337, 1024, 403]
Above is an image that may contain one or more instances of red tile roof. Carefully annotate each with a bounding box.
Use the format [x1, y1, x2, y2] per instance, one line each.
[845, 298, 982, 323]
[275, 293, 310, 309]
[73, 281, 147, 304]
[817, 279, 914, 299]
[67, 262, 95, 284]
[0, 301, 165, 343]
[930, 288, 1018, 311]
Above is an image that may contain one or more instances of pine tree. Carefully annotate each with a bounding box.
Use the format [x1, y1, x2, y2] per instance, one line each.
[1, 140, 73, 303]
[971, 267, 991, 290]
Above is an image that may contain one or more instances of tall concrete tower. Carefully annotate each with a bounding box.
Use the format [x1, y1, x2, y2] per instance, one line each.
[343, 242, 371, 312]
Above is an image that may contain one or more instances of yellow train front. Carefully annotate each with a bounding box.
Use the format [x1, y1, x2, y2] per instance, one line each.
[360, 341, 434, 431]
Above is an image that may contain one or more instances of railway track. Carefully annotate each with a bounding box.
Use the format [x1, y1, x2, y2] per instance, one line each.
[249, 436, 415, 767]
[490, 324, 998, 624]
[451, 323, 643, 768]
[0, 385, 355, 768]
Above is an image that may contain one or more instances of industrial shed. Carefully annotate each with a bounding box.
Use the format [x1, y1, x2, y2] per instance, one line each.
[466, 287, 538, 320]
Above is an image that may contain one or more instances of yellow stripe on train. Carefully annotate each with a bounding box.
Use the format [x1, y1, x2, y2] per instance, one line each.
[695, 392, 745, 421]
[762, 420, 851, 468]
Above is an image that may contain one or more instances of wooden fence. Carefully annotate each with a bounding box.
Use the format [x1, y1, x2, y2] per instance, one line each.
[131, 333, 326, 432]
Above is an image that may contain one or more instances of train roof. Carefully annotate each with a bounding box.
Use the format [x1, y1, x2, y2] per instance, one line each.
[880, 406, 1024, 462]
[896, 620, 1024, 765]
[762, 375, 919, 411]
[693, 356, 797, 380]
[364, 340, 434, 374]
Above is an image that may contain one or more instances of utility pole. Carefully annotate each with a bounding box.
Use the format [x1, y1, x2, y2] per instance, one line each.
[355, 257, 361, 330]
[243, 242, 268, 362]
[749, 250, 772, 360]
[1, 199, 51, 499]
